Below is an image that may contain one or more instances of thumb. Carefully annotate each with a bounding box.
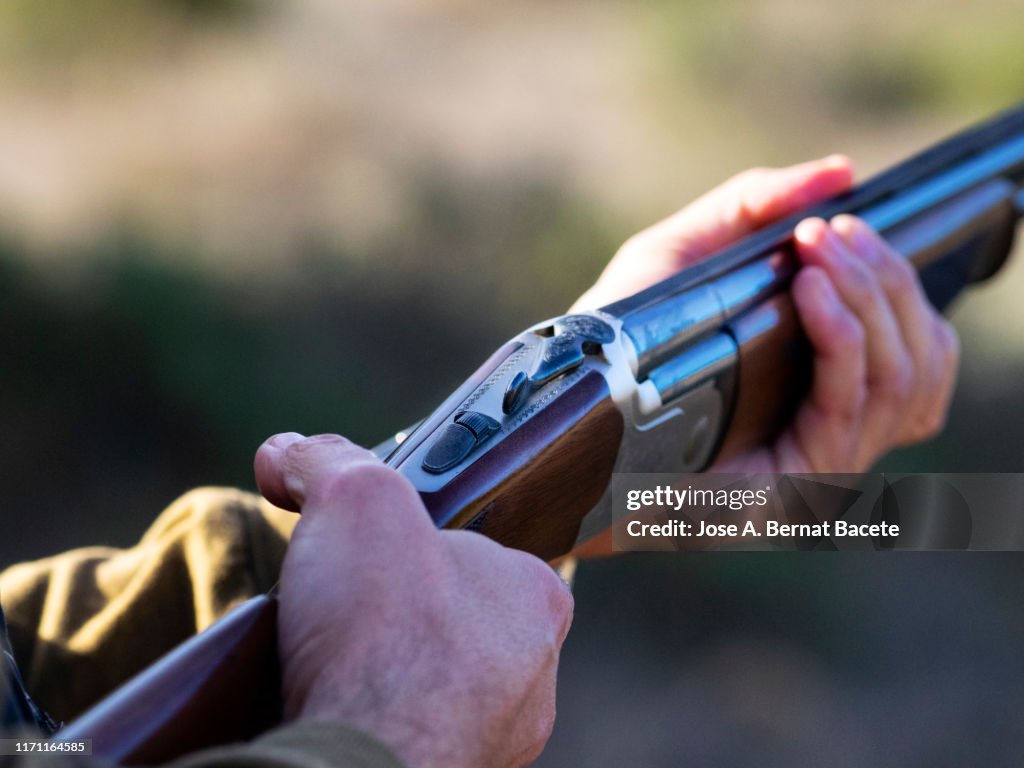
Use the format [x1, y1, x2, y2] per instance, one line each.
[254, 432, 435, 539]
[576, 156, 854, 310]
[650, 155, 855, 265]
[255, 432, 377, 511]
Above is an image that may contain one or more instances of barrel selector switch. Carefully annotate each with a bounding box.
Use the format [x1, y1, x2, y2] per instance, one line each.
[502, 314, 615, 415]
[421, 410, 501, 474]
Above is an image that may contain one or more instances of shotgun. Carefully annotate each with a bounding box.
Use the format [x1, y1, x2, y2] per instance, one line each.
[58, 103, 1024, 762]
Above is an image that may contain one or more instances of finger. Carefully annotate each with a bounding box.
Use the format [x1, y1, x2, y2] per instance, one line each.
[781, 266, 867, 472]
[831, 216, 959, 443]
[795, 217, 911, 466]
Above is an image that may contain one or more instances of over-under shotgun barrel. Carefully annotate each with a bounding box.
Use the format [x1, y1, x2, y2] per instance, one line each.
[59, 103, 1024, 764]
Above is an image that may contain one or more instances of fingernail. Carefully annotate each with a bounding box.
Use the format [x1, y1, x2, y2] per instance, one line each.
[843, 217, 882, 266]
[267, 432, 305, 450]
[797, 217, 845, 262]
[307, 433, 344, 443]
[794, 217, 828, 247]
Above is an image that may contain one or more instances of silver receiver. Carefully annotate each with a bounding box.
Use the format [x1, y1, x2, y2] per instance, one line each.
[375, 307, 737, 541]
[377, 104, 1024, 546]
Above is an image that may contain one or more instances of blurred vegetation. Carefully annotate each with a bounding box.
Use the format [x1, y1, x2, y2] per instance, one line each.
[0, 0, 254, 64]
[647, 1, 1024, 121]
[0, 169, 620, 558]
[0, 2, 1023, 764]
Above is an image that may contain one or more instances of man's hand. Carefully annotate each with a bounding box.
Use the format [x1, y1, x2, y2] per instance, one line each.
[573, 156, 959, 473]
[254, 433, 573, 768]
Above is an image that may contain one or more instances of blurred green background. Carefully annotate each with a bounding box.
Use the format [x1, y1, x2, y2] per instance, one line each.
[1, 1, 1023, 764]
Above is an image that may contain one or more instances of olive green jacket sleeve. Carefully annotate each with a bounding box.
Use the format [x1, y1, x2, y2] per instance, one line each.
[0, 488, 407, 768]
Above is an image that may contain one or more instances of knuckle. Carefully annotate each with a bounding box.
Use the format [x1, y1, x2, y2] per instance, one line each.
[926, 407, 949, 436]
[875, 360, 913, 404]
[936, 318, 960, 364]
[822, 380, 867, 428]
[550, 581, 575, 634]
[333, 459, 398, 486]
[901, 398, 950, 442]
[727, 169, 772, 223]
[853, 380, 869, 413]
[319, 460, 409, 503]
[513, 552, 574, 633]
[521, 705, 557, 765]
[730, 166, 771, 189]
[833, 313, 866, 353]
[845, 381, 869, 423]
[617, 231, 649, 259]
[538, 565, 575, 625]
[536, 705, 557, 747]
[910, 408, 947, 441]
[842, 259, 880, 304]
[882, 258, 918, 300]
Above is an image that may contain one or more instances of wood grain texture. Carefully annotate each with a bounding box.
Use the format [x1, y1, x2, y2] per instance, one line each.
[716, 289, 809, 461]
